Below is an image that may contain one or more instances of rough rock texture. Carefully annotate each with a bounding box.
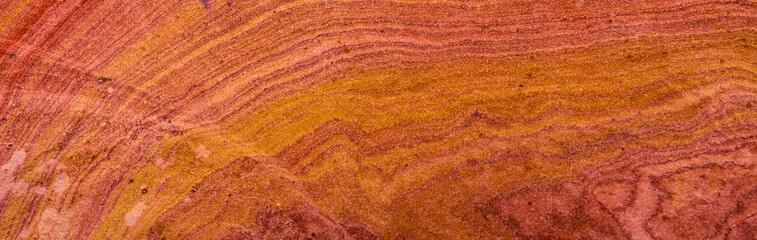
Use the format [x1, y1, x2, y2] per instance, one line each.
[1, 0, 756, 239]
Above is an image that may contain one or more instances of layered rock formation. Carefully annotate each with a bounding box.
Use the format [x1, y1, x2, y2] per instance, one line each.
[1, 0, 756, 239]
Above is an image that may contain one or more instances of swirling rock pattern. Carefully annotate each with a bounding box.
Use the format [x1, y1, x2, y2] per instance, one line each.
[1, 0, 756, 239]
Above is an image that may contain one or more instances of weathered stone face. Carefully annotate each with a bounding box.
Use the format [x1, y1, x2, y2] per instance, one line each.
[1, 0, 755, 239]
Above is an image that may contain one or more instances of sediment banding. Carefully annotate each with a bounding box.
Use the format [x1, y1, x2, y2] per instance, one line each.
[1, 0, 756, 239]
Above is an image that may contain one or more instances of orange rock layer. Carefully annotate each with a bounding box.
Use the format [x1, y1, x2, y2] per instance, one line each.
[1, 0, 756, 239]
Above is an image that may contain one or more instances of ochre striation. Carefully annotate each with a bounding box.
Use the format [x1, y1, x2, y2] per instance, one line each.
[1, 0, 756, 239]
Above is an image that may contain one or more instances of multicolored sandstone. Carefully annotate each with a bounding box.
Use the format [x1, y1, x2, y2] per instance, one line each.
[1, 0, 756, 239]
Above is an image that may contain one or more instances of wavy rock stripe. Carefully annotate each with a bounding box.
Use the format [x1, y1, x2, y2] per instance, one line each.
[1, 0, 756, 239]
